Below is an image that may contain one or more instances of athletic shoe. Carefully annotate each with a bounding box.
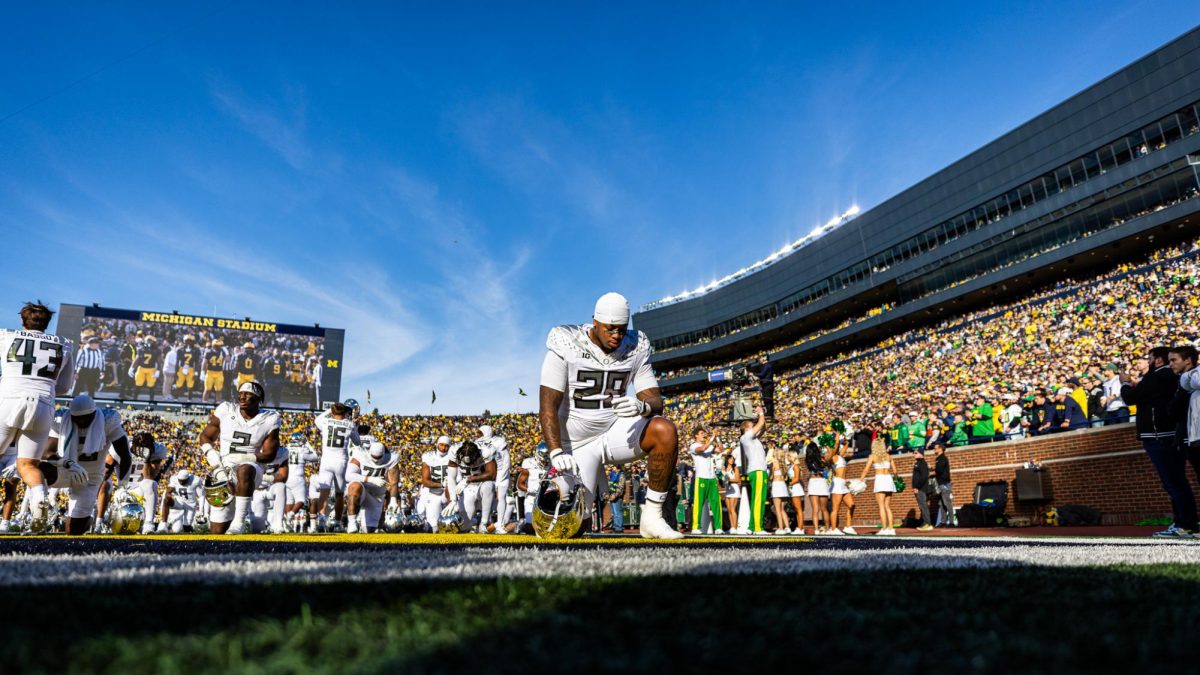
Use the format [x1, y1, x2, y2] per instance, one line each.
[826, 528, 845, 536]
[774, 528, 790, 535]
[638, 500, 684, 540]
[227, 519, 248, 535]
[142, 522, 158, 535]
[732, 527, 749, 535]
[877, 528, 896, 536]
[791, 527, 805, 535]
[842, 526, 858, 535]
[347, 518, 360, 534]
[917, 524, 934, 531]
[156, 522, 169, 534]
[0, 520, 9, 534]
[752, 530, 771, 536]
[1152, 524, 1194, 538]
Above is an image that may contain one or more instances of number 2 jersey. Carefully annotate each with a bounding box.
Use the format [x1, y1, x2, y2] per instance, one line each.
[539, 324, 658, 443]
[214, 401, 281, 461]
[0, 329, 75, 399]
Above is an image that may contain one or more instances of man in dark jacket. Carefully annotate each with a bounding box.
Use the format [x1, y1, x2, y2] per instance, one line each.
[753, 355, 775, 419]
[911, 448, 934, 531]
[1050, 387, 1088, 431]
[933, 442, 954, 526]
[1122, 346, 1189, 537]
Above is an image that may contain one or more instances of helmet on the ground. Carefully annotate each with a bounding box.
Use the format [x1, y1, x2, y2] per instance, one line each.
[533, 473, 587, 540]
[204, 470, 234, 508]
[111, 502, 145, 535]
[405, 513, 427, 533]
[382, 509, 404, 533]
[437, 511, 465, 534]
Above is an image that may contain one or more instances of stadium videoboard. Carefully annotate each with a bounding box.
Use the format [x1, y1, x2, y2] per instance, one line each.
[55, 304, 344, 410]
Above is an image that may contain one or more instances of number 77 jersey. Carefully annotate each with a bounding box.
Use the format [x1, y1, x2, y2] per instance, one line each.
[540, 323, 658, 443]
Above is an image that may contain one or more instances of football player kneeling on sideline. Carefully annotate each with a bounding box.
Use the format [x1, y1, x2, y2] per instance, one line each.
[346, 441, 400, 533]
[96, 431, 167, 534]
[43, 394, 131, 535]
[197, 380, 281, 534]
[158, 469, 203, 533]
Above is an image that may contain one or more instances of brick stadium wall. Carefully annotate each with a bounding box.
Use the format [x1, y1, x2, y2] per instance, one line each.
[837, 424, 1200, 527]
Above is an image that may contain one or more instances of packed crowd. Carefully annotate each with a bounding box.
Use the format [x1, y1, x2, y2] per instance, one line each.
[665, 237, 1200, 452]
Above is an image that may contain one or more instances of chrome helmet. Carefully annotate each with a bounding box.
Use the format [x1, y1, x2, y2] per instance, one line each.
[111, 502, 145, 535]
[532, 473, 587, 540]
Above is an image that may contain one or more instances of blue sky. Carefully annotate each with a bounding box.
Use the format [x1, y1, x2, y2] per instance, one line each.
[3, 2, 1198, 414]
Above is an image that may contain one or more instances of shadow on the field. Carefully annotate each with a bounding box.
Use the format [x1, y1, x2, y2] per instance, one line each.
[7, 561, 1200, 674]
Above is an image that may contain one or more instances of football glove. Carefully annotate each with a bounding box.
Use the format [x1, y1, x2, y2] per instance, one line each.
[441, 501, 459, 518]
[549, 448, 577, 474]
[202, 443, 220, 469]
[611, 396, 651, 418]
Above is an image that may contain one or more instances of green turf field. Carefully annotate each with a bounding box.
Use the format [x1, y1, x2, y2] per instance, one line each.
[6, 564, 1200, 674]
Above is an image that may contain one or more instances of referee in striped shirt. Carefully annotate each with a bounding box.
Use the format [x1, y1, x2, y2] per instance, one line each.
[74, 336, 106, 397]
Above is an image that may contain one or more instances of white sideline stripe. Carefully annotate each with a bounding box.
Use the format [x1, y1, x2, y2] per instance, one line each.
[2, 543, 1198, 586]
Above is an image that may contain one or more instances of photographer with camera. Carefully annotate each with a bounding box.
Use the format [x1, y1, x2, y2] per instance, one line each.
[752, 355, 775, 420]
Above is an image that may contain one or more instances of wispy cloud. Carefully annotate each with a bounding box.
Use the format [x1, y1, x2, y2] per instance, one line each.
[209, 80, 313, 170]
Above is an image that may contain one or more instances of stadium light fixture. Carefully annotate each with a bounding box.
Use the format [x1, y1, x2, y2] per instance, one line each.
[640, 203, 864, 311]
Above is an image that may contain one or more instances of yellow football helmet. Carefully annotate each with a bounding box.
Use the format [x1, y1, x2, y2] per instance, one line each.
[532, 473, 588, 540]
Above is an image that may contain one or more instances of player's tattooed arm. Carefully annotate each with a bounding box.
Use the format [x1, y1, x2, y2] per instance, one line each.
[539, 386, 565, 450]
[635, 387, 665, 416]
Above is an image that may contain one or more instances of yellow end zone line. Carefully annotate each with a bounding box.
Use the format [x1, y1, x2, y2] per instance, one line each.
[1, 534, 816, 546]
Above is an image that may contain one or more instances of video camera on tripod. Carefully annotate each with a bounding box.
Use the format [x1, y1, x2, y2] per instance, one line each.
[726, 362, 759, 424]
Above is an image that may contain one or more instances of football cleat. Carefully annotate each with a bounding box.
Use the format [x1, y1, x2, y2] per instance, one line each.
[347, 517, 360, 534]
[156, 522, 169, 534]
[637, 500, 683, 540]
[227, 518, 248, 535]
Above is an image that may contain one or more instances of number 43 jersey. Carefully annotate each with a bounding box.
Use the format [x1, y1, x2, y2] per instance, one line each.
[539, 324, 658, 444]
[214, 401, 280, 460]
[0, 329, 75, 399]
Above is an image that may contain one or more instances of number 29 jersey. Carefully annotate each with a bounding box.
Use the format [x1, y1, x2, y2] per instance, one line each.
[214, 401, 280, 459]
[539, 324, 658, 444]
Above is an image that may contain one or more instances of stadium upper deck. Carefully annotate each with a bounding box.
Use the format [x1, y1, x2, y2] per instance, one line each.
[637, 27, 1200, 390]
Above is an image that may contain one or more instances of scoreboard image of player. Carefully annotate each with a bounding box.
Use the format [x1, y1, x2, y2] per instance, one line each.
[55, 304, 344, 410]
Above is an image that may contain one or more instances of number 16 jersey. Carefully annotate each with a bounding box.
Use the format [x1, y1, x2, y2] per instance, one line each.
[539, 324, 658, 443]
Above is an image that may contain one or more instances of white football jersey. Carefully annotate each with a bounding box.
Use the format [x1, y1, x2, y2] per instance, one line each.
[287, 443, 320, 468]
[479, 436, 510, 476]
[114, 441, 169, 488]
[50, 408, 125, 486]
[214, 401, 281, 458]
[449, 442, 495, 478]
[351, 447, 397, 489]
[520, 457, 544, 495]
[258, 445, 289, 488]
[0, 329, 75, 398]
[314, 409, 359, 463]
[169, 472, 202, 508]
[421, 449, 450, 490]
[539, 324, 658, 443]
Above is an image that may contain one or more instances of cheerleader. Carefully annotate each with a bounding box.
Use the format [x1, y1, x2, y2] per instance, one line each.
[858, 438, 897, 535]
[721, 453, 741, 534]
[786, 449, 806, 535]
[828, 437, 857, 535]
[804, 440, 830, 534]
[767, 443, 790, 534]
